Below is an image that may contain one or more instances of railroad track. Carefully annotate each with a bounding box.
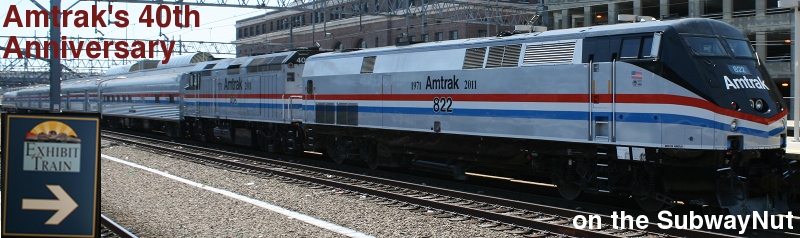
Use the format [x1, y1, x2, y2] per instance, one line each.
[101, 214, 137, 238]
[101, 130, 747, 238]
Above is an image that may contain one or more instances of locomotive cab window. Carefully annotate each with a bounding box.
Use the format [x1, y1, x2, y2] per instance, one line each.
[641, 37, 654, 58]
[684, 36, 727, 56]
[287, 72, 295, 82]
[186, 73, 201, 90]
[726, 39, 755, 58]
[620, 38, 641, 58]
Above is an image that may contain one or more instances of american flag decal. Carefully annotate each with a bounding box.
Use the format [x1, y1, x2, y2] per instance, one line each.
[631, 70, 643, 80]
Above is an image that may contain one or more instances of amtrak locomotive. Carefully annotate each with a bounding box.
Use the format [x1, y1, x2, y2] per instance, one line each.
[3, 18, 795, 215]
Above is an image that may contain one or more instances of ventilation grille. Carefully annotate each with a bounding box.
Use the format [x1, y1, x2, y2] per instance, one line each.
[462, 48, 486, 69]
[523, 41, 576, 65]
[361, 56, 376, 74]
[246, 56, 286, 73]
[485, 44, 522, 68]
[485, 46, 504, 68]
[502, 45, 521, 67]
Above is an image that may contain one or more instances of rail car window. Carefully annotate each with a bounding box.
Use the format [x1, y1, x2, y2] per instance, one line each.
[620, 39, 640, 58]
[287, 72, 295, 82]
[128, 96, 132, 103]
[684, 36, 727, 56]
[726, 39, 754, 58]
[155, 94, 160, 104]
[169, 94, 175, 104]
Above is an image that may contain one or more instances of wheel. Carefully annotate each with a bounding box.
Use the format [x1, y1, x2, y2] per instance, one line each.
[635, 195, 664, 212]
[327, 140, 345, 164]
[556, 180, 581, 200]
[360, 143, 378, 170]
[331, 152, 345, 164]
[365, 157, 379, 170]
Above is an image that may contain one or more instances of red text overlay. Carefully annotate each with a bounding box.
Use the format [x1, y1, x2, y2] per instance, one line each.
[1, 4, 200, 63]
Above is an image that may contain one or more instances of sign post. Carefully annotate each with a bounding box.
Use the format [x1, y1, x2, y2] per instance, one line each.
[1, 113, 100, 237]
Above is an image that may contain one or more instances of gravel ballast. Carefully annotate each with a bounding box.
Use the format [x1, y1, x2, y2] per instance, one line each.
[100, 140, 523, 237]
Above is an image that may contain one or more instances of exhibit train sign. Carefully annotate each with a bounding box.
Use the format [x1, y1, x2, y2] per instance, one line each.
[2, 113, 100, 238]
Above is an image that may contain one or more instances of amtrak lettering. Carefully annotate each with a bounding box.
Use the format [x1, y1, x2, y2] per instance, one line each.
[216, 78, 252, 90]
[724, 75, 769, 90]
[410, 76, 477, 90]
[427, 75, 459, 90]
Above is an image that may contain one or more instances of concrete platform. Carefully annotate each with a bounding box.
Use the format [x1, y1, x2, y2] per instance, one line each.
[787, 140, 800, 160]
[779, 120, 798, 160]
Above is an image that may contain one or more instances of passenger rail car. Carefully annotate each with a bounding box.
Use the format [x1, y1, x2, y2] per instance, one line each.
[14, 85, 51, 112]
[301, 18, 795, 215]
[62, 78, 105, 113]
[99, 70, 189, 137]
[1, 91, 18, 112]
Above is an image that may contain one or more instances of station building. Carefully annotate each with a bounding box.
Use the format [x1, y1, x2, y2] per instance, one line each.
[234, 0, 793, 105]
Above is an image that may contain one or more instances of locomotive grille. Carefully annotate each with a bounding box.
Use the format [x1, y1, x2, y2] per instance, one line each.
[523, 41, 576, 65]
[485, 44, 522, 68]
[462, 48, 486, 69]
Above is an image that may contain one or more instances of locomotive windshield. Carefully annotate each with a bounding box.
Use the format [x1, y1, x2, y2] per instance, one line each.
[684, 36, 727, 56]
[725, 39, 755, 58]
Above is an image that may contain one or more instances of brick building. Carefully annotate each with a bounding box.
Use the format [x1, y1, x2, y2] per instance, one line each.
[235, 0, 795, 103]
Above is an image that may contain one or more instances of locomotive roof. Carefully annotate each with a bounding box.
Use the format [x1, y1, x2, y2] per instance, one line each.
[198, 51, 297, 71]
[308, 18, 744, 60]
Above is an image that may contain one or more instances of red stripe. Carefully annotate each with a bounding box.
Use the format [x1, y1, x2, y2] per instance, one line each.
[183, 93, 787, 125]
[185, 93, 589, 102]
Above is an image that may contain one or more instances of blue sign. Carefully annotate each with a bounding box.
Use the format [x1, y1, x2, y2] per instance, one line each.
[2, 113, 100, 237]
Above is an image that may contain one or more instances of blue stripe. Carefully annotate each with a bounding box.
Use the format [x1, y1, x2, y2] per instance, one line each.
[100, 100, 181, 104]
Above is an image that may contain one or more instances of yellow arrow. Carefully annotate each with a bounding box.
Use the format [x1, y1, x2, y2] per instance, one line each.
[22, 185, 79, 225]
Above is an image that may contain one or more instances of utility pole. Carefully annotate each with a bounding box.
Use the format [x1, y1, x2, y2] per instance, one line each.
[50, 0, 62, 113]
[779, 0, 800, 140]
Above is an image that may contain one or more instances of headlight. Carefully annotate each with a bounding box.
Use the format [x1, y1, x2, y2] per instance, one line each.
[730, 119, 738, 131]
[755, 99, 764, 111]
[730, 101, 739, 110]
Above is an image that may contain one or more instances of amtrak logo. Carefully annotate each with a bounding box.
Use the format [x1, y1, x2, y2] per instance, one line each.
[724, 75, 769, 90]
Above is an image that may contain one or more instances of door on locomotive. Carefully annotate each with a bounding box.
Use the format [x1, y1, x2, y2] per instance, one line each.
[381, 75, 391, 127]
[305, 79, 315, 121]
[589, 37, 617, 142]
[287, 71, 304, 122]
[212, 78, 219, 116]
